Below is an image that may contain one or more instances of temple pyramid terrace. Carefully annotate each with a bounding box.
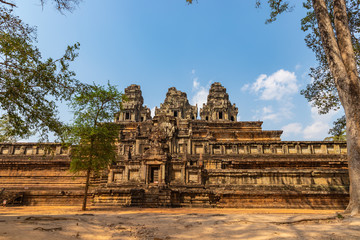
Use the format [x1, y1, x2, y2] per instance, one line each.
[0, 82, 348, 208]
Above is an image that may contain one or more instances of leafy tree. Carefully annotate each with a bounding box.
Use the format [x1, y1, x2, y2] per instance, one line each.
[188, 0, 360, 215]
[324, 115, 347, 141]
[0, 116, 20, 142]
[0, 0, 80, 11]
[0, 1, 81, 141]
[263, 0, 360, 215]
[66, 83, 125, 211]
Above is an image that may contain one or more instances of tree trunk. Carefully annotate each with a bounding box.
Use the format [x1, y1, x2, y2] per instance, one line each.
[82, 168, 91, 211]
[312, 0, 360, 215]
[345, 108, 360, 215]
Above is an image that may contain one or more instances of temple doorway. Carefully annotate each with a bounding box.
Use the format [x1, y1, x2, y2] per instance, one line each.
[149, 166, 160, 184]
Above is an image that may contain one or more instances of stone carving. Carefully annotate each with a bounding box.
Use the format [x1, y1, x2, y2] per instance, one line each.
[0, 82, 350, 209]
[200, 82, 238, 121]
[144, 116, 175, 156]
[116, 84, 151, 122]
[155, 87, 197, 120]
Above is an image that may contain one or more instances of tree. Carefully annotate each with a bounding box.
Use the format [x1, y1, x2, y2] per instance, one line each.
[267, 0, 360, 216]
[259, 0, 360, 215]
[188, 0, 360, 215]
[66, 83, 125, 211]
[0, 1, 81, 141]
[0, 115, 25, 142]
[324, 115, 347, 141]
[0, 0, 80, 11]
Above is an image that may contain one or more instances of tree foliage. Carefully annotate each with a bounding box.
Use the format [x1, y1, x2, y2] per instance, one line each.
[300, 0, 360, 136]
[0, 115, 19, 142]
[256, 0, 360, 134]
[188, 0, 360, 214]
[255, 0, 294, 24]
[65, 82, 125, 210]
[255, 0, 360, 214]
[0, 0, 80, 12]
[0, 2, 81, 141]
[300, 1, 360, 136]
[39, 0, 80, 13]
[324, 115, 347, 141]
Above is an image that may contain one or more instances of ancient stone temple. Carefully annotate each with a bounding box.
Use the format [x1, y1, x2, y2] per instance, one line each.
[200, 82, 238, 121]
[116, 84, 151, 122]
[0, 82, 349, 209]
[154, 87, 197, 120]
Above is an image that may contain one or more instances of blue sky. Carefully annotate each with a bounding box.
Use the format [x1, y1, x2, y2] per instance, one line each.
[14, 0, 343, 141]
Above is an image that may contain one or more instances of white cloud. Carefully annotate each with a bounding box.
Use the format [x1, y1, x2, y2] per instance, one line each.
[263, 113, 281, 121]
[303, 121, 330, 140]
[193, 77, 200, 89]
[150, 107, 156, 117]
[261, 106, 279, 121]
[302, 106, 338, 140]
[237, 113, 241, 121]
[241, 83, 249, 92]
[309, 105, 336, 121]
[262, 106, 273, 114]
[282, 122, 303, 138]
[295, 64, 301, 71]
[251, 69, 298, 101]
[279, 105, 341, 140]
[190, 75, 211, 115]
[191, 69, 196, 74]
[253, 102, 294, 123]
[191, 86, 208, 113]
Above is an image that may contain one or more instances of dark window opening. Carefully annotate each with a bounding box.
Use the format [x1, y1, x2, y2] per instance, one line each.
[219, 112, 223, 119]
[141, 117, 144, 122]
[206, 116, 209, 121]
[174, 111, 178, 117]
[125, 112, 130, 120]
[189, 160, 196, 166]
[231, 116, 234, 121]
[149, 166, 159, 183]
[192, 116, 195, 120]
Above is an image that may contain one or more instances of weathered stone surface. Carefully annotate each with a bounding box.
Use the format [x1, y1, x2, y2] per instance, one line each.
[155, 87, 197, 120]
[0, 83, 350, 209]
[116, 84, 151, 122]
[200, 82, 238, 121]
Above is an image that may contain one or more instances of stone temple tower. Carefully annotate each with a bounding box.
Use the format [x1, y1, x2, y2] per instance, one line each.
[155, 87, 198, 120]
[200, 82, 238, 121]
[116, 84, 151, 122]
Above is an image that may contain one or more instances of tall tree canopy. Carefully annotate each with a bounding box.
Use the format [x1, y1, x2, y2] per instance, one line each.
[66, 83, 125, 211]
[324, 115, 347, 141]
[0, 0, 81, 141]
[264, 0, 360, 215]
[0, 0, 79, 11]
[188, 0, 360, 215]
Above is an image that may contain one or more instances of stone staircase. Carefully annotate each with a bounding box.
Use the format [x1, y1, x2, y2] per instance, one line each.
[92, 187, 172, 207]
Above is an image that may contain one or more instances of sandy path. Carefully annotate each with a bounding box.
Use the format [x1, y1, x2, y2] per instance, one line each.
[1, 206, 360, 240]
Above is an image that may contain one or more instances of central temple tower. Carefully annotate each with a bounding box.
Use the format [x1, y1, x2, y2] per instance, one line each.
[115, 84, 151, 122]
[200, 82, 238, 121]
[155, 87, 197, 120]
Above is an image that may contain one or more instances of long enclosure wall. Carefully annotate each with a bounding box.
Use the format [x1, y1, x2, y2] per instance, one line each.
[0, 141, 348, 209]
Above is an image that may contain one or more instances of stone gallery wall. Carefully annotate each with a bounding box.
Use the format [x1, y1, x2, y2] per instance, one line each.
[0, 140, 348, 208]
[0, 143, 87, 205]
[0, 83, 350, 209]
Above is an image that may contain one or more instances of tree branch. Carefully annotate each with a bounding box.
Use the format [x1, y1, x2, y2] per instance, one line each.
[312, 0, 349, 103]
[0, 0, 16, 7]
[333, 0, 359, 85]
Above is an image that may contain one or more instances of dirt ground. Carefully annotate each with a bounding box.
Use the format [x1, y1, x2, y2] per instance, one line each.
[1, 206, 360, 240]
